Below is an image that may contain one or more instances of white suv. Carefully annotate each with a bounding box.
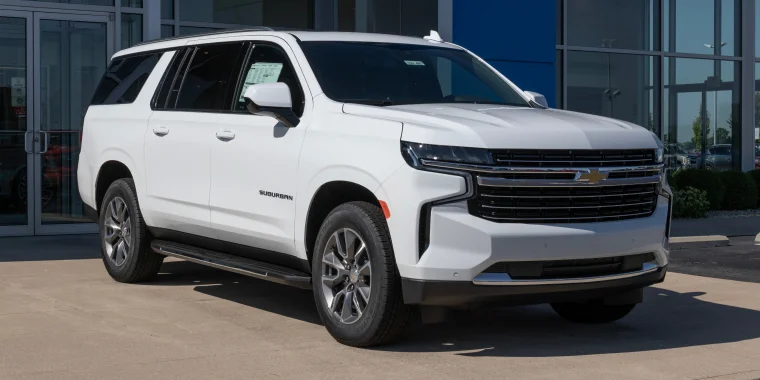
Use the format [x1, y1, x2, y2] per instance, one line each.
[79, 28, 671, 347]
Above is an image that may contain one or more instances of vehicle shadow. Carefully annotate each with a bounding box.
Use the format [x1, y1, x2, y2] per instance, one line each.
[154, 260, 322, 325]
[154, 261, 760, 357]
[383, 288, 760, 357]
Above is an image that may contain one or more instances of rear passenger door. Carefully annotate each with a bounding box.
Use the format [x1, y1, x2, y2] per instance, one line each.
[143, 42, 248, 238]
[209, 41, 309, 258]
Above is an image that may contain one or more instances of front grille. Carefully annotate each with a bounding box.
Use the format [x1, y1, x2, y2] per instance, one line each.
[483, 253, 656, 280]
[466, 149, 662, 224]
[471, 184, 658, 223]
[492, 149, 656, 167]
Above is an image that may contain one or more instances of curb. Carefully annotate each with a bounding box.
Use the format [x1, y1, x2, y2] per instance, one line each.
[670, 235, 730, 250]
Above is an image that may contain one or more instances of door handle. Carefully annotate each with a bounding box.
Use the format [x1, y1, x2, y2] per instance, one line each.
[24, 131, 33, 154]
[153, 126, 170, 137]
[39, 131, 49, 154]
[215, 130, 236, 141]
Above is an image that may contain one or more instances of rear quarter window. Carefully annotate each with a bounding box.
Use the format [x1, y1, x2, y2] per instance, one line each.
[90, 52, 162, 105]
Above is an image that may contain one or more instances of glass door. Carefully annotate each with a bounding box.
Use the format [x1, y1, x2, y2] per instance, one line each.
[33, 12, 112, 234]
[0, 11, 34, 237]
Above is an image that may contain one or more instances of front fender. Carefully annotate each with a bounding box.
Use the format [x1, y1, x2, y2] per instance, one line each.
[294, 164, 402, 258]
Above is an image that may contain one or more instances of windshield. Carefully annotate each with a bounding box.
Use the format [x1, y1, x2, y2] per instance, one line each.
[299, 41, 531, 108]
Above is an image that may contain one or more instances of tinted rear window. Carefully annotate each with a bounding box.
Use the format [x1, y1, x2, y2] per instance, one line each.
[91, 52, 162, 105]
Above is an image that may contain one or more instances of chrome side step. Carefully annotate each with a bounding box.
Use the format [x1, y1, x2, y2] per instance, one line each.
[151, 240, 312, 289]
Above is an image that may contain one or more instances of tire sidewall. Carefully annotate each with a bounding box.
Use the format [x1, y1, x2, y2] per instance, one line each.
[99, 180, 144, 279]
[312, 205, 393, 343]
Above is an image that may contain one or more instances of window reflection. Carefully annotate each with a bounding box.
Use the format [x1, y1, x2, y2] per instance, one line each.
[567, 52, 659, 133]
[665, 0, 740, 56]
[336, 0, 437, 37]
[665, 58, 740, 171]
[179, 0, 315, 29]
[567, 0, 659, 51]
[121, 13, 142, 49]
[162, 0, 174, 20]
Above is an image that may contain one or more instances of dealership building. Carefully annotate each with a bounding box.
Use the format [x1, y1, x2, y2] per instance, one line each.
[0, 0, 759, 236]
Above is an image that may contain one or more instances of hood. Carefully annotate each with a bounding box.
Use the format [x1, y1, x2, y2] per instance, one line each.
[341, 103, 659, 150]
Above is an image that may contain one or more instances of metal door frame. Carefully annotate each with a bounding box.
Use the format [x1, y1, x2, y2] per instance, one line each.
[0, 9, 34, 237]
[32, 11, 112, 235]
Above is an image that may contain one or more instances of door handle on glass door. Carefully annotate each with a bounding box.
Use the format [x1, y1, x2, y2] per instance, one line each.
[216, 130, 236, 141]
[39, 131, 49, 154]
[153, 126, 170, 137]
[24, 131, 33, 154]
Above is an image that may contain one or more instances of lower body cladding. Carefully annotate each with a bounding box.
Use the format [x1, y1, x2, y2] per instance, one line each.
[399, 198, 670, 307]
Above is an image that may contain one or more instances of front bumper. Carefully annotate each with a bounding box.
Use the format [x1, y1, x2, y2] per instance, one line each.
[378, 164, 671, 306]
[402, 265, 666, 306]
[400, 196, 670, 281]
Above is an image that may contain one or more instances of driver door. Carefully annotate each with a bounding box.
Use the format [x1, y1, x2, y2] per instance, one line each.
[209, 40, 309, 258]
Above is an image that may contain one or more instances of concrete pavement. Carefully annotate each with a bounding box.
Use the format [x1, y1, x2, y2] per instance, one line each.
[1, 236, 760, 380]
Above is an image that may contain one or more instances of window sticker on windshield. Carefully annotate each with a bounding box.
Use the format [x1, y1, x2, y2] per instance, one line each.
[239, 62, 284, 101]
[404, 60, 425, 66]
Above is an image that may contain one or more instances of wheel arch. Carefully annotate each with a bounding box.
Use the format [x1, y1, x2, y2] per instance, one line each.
[302, 180, 381, 265]
[95, 160, 134, 214]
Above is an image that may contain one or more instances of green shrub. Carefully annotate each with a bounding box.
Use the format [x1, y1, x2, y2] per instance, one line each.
[672, 169, 725, 210]
[673, 187, 710, 219]
[748, 170, 760, 209]
[718, 171, 758, 210]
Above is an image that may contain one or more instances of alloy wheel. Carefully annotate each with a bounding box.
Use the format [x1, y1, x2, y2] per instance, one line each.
[103, 197, 132, 267]
[321, 228, 372, 324]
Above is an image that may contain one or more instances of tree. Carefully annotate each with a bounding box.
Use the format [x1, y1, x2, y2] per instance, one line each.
[716, 127, 731, 144]
[692, 102, 712, 152]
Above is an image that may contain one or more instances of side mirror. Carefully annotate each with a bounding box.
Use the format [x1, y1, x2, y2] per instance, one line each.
[243, 83, 300, 127]
[524, 91, 549, 108]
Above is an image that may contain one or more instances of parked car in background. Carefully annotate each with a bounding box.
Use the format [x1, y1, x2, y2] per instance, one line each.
[665, 144, 689, 170]
[705, 144, 733, 171]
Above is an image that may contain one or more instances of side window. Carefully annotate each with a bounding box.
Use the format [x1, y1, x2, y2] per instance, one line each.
[174, 42, 247, 112]
[91, 52, 162, 105]
[153, 48, 190, 110]
[235, 44, 305, 117]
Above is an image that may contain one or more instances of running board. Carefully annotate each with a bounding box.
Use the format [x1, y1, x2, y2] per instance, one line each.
[151, 240, 312, 289]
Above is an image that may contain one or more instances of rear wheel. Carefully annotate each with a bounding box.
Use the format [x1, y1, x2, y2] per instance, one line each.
[99, 178, 163, 283]
[551, 301, 636, 324]
[312, 201, 412, 347]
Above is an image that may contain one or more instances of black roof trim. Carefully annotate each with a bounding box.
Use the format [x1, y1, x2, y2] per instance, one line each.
[133, 26, 277, 47]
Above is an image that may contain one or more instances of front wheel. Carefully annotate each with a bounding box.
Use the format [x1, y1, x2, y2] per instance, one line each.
[551, 301, 636, 324]
[312, 202, 412, 347]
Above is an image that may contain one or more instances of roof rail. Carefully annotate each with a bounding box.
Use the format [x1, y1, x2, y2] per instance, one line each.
[132, 26, 276, 47]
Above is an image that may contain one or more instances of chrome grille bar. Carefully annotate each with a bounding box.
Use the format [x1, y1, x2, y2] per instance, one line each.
[477, 175, 662, 188]
[479, 201, 654, 210]
[479, 211, 654, 222]
[480, 191, 656, 199]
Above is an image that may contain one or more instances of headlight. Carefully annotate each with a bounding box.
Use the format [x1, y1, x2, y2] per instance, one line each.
[651, 132, 665, 164]
[401, 141, 492, 168]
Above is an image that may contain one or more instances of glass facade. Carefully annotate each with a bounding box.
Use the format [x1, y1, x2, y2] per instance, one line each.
[557, 0, 749, 172]
[335, 0, 437, 36]
[121, 13, 142, 49]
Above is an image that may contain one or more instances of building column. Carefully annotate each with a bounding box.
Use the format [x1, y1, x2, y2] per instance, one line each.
[742, 0, 755, 171]
[144, 0, 161, 41]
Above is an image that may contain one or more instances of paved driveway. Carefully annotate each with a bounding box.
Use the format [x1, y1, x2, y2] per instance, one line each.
[1, 235, 759, 380]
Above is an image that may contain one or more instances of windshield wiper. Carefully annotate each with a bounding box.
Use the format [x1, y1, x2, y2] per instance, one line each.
[341, 98, 395, 107]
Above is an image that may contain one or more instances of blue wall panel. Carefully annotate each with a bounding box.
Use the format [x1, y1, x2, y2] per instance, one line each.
[488, 60, 556, 107]
[452, 0, 557, 106]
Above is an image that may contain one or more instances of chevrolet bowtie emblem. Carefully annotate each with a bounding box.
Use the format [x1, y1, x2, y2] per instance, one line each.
[576, 169, 609, 184]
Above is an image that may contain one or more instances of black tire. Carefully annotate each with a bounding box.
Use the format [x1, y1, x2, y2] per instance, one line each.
[551, 301, 636, 324]
[311, 201, 412, 347]
[99, 178, 163, 283]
